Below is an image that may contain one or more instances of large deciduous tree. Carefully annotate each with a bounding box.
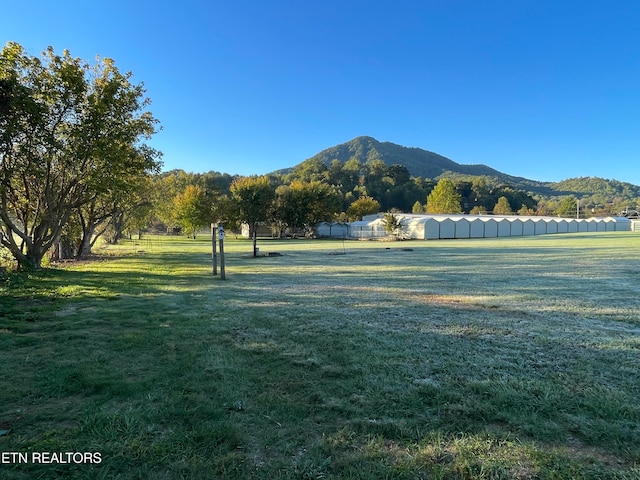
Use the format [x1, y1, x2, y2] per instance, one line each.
[173, 184, 211, 239]
[346, 195, 381, 221]
[426, 179, 462, 214]
[230, 176, 274, 257]
[273, 180, 341, 236]
[0, 42, 160, 269]
[493, 196, 513, 215]
[73, 174, 157, 258]
[554, 196, 579, 218]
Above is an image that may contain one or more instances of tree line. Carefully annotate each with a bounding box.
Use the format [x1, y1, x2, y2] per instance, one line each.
[152, 167, 544, 245]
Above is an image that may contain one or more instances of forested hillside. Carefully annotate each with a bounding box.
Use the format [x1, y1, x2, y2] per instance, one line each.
[551, 177, 640, 199]
[282, 136, 639, 209]
[291, 136, 639, 197]
[298, 136, 512, 183]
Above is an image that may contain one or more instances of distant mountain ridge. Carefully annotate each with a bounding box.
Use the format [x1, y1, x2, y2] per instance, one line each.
[307, 136, 507, 179]
[293, 136, 639, 199]
[300, 136, 547, 191]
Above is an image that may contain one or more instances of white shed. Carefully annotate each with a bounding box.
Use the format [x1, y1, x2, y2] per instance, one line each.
[496, 218, 512, 237]
[545, 219, 558, 234]
[439, 217, 456, 239]
[455, 218, 471, 238]
[404, 217, 426, 239]
[603, 218, 616, 232]
[481, 217, 498, 238]
[508, 217, 524, 236]
[343, 214, 631, 241]
[577, 220, 589, 232]
[533, 218, 547, 235]
[583, 218, 596, 232]
[468, 217, 485, 238]
[556, 219, 569, 233]
[315, 222, 331, 237]
[424, 217, 440, 240]
[521, 219, 535, 236]
[610, 216, 632, 231]
[315, 222, 349, 238]
[348, 219, 386, 239]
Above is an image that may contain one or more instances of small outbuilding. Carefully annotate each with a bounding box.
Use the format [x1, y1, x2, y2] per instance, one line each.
[315, 222, 348, 238]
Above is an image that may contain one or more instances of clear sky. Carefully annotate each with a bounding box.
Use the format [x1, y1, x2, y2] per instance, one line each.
[3, 1, 639, 185]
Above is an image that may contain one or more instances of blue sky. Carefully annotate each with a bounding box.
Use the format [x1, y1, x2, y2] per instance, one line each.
[3, 1, 640, 185]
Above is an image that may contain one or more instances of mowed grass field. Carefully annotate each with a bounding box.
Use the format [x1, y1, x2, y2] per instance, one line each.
[1, 232, 639, 479]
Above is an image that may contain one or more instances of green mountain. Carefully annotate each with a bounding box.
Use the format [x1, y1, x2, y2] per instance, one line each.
[305, 136, 501, 179]
[300, 136, 548, 190]
[296, 136, 640, 200]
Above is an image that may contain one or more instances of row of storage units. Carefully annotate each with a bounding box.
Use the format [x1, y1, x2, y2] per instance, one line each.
[315, 214, 632, 240]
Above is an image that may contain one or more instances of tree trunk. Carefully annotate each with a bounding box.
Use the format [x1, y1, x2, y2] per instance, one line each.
[50, 236, 62, 262]
[14, 246, 45, 271]
[76, 209, 97, 259]
[113, 213, 127, 243]
[77, 225, 95, 259]
[252, 228, 258, 257]
[0, 216, 55, 271]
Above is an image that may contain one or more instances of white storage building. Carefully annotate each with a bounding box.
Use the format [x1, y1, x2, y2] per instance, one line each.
[324, 214, 633, 240]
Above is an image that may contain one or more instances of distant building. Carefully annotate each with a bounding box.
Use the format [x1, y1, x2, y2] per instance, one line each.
[314, 214, 632, 240]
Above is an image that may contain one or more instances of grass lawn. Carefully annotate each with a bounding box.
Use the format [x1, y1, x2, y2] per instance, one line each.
[1, 232, 639, 479]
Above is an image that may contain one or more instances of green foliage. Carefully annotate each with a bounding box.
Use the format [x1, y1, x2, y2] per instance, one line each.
[493, 196, 513, 215]
[0, 42, 160, 269]
[173, 184, 211, 238]
[146, 141, 637, 235]
[292, 157, 327, 182]
[517, 204, 536, 215]
[553, 176, 640, 198]
[285, 137, 638, 216]
[382, 213, 404, 237]
[286, 147, 429, 213]
[411, 201, 424, 213]
[554, 196, 579, 218]
[450, 178, 538, 214]
[346, 195, 381, 220]
[273, 180, 341, 235]
[230, 176, 275, 231]
[470, 205, 488, 214]
[303, 136, 498, 182]
[547, 177, 640, 215]
[230, 176, 275, 255]
[426, 179, 462, 214]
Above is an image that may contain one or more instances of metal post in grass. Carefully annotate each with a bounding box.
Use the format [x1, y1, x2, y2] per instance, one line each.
[211, 223, 218, 275]
[218, 224, 226, 280]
